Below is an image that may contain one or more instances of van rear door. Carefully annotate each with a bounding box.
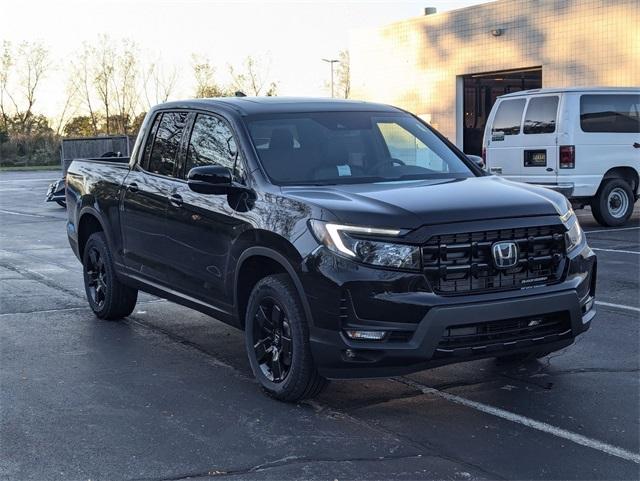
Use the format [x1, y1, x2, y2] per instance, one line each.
[518, 95, 560, 185]
[485, 98, 526, 180]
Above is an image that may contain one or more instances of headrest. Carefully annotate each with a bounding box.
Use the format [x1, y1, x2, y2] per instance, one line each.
[269, 128, 294, 150]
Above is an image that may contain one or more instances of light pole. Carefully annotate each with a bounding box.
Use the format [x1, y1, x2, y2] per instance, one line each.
[322, 58, 339, 98]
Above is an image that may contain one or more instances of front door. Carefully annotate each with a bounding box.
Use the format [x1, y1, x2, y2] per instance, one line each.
[121, 111, 189, 282]
[164, 112, 246, 311]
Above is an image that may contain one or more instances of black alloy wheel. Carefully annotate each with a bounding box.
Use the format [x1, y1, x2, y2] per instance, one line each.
[85, 246, 108, 309]
[252, 298, 293, 383]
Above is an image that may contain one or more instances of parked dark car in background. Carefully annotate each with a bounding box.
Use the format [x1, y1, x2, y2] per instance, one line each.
[65, 97, 597, 401]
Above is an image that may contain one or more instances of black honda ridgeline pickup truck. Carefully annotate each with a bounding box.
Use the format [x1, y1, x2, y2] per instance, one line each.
[66, 97, 597, 401]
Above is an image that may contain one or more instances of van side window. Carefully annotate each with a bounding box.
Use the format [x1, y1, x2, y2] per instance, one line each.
[523, 96, 559, 134]
[185, 114, 240, 177]
[492, 99, 525, 135]
[580, 94, 640, 133]
[148, 112, 188, 177]
[140, 114, 162, 170]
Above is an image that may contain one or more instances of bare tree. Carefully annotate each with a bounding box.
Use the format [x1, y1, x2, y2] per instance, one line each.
[142, 60, 178, 108]
[336, 50, 351, 99]
[111, 39, 139, 134]
[0, 41, 13, 130]
[0, 41, 50, 134]
[192, 55, 229, 98]
[69, 42, 99, 136]
[93, 35, 115, 135]
[229, 55, 277, 96]
[53, 79, 79, 137]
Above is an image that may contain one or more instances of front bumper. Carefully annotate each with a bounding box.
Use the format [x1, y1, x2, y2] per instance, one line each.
[302, 241, 596, 379]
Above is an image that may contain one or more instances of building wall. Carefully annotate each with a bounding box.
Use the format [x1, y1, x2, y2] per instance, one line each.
[350, 0, 640, 146]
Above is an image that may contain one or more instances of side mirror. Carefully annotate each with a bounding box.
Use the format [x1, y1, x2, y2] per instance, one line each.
[466, 154, 485, 170]
[187, 165, 234, 194]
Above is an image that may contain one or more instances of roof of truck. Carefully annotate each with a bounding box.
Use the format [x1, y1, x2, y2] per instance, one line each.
[154, 97, 404, 116]
[500, 87, 639, 98]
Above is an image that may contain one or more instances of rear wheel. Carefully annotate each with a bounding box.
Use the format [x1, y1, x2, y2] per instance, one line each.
[82, 232, 138, 320]
[591, 178, 634, 227]
[245, 274, 327, 402]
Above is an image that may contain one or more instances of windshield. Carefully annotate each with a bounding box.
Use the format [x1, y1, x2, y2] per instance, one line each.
[245, 111, 475, 185]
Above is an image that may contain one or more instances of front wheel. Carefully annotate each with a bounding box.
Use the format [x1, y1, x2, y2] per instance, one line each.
[82, 232, 138, 320]
[591, 179, 634, 227]
[245, 274, 327, 402]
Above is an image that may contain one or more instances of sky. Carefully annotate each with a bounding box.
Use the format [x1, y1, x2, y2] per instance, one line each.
[4, 0, 487, 118]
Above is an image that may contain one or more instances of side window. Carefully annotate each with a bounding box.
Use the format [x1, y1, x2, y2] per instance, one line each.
[580, 94, 640, 133]
[523, 96, 559, 134]
[186, 114, 239, 174]
[377, 122, 447, 172]
[492, 99, 526, 136]
[140, 114, 161, 170]
[148, 112, 188, 177]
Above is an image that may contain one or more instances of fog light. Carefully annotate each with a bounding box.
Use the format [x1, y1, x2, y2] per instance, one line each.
[345, 330, 387, 341]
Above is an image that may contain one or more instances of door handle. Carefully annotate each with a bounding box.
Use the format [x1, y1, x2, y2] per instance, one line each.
[169, 193, 183, 207]
[633, 142, 640, 149]
[126, 182, 138, 193]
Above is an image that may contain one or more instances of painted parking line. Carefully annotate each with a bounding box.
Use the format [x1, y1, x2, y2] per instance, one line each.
[595, 301, 640, 314]
[585, 226, 640, 234]
[0, 209, 50, 218]
[395, 377, 640, 465]
[591, 247, 640, 255]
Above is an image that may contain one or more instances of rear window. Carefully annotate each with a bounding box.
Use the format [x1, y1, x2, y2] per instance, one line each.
[524, 96, 559, 134]
[148, 112, 188, 177]
[580, 94, 640, 133]
[492, 99, 525, 136]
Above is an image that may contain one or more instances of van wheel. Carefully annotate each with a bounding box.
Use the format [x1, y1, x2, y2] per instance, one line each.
[591, 179, 634, 227]
[245, 274, 327, 402]
[82, 232, 138, 320]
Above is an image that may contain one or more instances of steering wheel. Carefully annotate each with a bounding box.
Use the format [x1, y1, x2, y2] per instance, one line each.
[369, 157, 406, 174]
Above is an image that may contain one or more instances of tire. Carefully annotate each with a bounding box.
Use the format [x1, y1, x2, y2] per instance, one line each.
[495, 350, 553, 364]
[244, 274, 327, 402]
[82, 232, 138, 320]
[591, 178, 634, 227]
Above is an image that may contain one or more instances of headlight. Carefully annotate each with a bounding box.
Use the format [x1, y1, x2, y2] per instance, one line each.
[560, 209, 583, 253]
[309, 220, 421, 270]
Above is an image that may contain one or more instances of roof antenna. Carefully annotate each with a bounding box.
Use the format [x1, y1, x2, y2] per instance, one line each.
[234, 91, 247, 97]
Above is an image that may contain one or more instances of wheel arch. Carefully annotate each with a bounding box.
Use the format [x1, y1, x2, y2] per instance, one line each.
[234, 246, 314, 330]
[77, 208, 110, 260]
[600, 167, 639, 196]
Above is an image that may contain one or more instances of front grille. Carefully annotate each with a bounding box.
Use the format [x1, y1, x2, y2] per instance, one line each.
[435, 312, 572, 356]
[422, 225, 566, 295]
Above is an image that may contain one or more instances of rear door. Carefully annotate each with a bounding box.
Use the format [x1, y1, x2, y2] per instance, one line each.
[485, 98, 526, 179]
[120, 111, 189, 281]
[163, 111, 247, 310]
[518, 95, 560, 185]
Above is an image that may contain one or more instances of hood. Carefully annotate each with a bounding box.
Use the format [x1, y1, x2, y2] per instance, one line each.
[281, 176, 568, 229]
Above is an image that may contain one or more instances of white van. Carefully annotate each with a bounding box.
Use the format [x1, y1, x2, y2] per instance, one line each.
[483, 87, 639, 226]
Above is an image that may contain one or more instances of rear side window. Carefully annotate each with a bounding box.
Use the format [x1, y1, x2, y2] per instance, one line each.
[524, 96, 559, 134]
[140, 114, 161, 170]
[580, 94, 640, 133]
[186, 114, 238, 173]
[492, 99, 525, 135]
[148, 112, 188, 177]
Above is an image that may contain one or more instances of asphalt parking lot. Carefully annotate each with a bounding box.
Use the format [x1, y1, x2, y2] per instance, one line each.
[1, 170, 639, 481]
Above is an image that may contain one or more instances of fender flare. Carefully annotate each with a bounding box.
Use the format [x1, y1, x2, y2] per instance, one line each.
[234, 246, 315, 328]
[77, 205, 114, 257]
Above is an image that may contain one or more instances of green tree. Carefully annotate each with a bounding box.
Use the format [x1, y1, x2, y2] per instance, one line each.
[63, 115, 98, 137]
